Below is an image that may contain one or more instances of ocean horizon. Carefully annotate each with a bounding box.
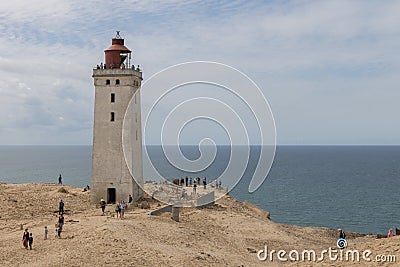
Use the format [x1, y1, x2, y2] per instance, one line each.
[0, 145, 399, 235]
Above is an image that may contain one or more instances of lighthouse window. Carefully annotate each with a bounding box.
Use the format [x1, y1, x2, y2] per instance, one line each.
[111, 112, 115, 122]
[116, 79, 120, 85]
[111, 93, 115, 103]
[106, 79, 110, 85]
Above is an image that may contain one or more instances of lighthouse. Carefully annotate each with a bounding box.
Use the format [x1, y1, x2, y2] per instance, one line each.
[91, 31, 143, 204]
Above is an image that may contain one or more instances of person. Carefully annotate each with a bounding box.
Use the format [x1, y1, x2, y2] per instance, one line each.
[203, 177, 207, 189]
[58, 174, 62, 184]
[128, 195, 133, 203]
[28, 233, 33, 250]
[388, 228, 394, 238]
[181, 188, 187, 200]
[189, 177, 192, 186]
[58, 214, 64, 231]
[120, 62, 125, 69]
[115, 202, 121, 218]
[23, 229, 29, 249]
[57, 227, 62, 238]
[100, 62, 103, 69]
[100, 198, 106, 215]
[180, 177, 184, 186]
[193, 182, 197, 195]
[121, 201, 126, 219]
[44, 226, 48, 240]
[338, 229, 346, 239]
[54, 227, 59, 238]
[59, 199, 64, 214]
[185, 176, 189, 187]
[218, 180, 222, 190]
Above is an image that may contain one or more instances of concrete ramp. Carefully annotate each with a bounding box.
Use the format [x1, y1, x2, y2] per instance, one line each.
[196, 191, 215, 207]
[148, 205, 172, 216]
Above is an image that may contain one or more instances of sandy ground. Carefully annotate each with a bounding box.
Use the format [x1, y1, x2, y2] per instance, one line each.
[0, 183, 398, 267]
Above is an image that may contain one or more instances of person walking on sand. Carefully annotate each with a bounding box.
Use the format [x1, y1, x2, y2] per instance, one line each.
[23, 229, 29, 249]
[100, 198, 106, 215]
[120, 201, 126, 219]
[59, 199, 64, 214]
[28, 233, 33, 250]
[338, 229, 346, 239]
[58, 214, 64, 231]
[58, 174, 62, 184]
[57, 227, 62, 238]
[115, 202, 121, 218]
[54, 227, 59, 239]
[44, 226, 48, 240]
[388, 228, 394, 238]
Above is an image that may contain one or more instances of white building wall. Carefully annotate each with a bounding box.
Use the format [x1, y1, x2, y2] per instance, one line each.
[91, 68, 143, 204]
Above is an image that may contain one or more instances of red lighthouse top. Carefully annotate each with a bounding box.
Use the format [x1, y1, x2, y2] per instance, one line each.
[104, 31, 131, 69]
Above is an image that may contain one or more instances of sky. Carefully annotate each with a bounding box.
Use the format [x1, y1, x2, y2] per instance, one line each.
[0, 0, 399, 145]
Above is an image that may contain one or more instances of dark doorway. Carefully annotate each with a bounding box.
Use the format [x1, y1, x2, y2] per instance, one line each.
[107, 188, 116, 204]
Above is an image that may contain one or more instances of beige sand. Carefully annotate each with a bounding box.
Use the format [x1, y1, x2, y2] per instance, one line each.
[0, 183, 398, 266]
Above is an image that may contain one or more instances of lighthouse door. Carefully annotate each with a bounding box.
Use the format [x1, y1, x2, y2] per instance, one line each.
[107, 188, 116, 204]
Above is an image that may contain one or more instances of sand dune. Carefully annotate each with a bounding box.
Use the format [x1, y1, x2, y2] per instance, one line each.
[0, 183, 397, 266]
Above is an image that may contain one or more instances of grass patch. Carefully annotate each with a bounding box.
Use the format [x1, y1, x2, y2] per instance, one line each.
[58, 187, 69, 194]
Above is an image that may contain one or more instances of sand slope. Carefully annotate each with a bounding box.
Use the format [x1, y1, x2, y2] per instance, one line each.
[0, 183, 397, 266]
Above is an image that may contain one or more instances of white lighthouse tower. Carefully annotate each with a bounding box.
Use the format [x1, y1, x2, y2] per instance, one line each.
[91, 31, 143, 204]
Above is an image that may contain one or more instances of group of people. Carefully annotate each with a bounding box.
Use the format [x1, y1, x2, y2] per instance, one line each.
[338, 228, 396, 242]
[114, 201, 127, 219]
[176, 176, 223, 198]
[100, 195, 133, 218]
[22, 229, 33, 250]
[95, 62, 141, 71]
[22, 198, 65, 250]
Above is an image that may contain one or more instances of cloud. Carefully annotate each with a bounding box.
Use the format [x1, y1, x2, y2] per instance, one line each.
[0, 0, 399, 144]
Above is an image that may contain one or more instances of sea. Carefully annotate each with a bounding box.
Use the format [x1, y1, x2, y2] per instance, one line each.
[0, 145, 399, 235]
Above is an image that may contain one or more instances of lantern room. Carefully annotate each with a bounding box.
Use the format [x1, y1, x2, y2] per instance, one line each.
[104, 31, 131, 69]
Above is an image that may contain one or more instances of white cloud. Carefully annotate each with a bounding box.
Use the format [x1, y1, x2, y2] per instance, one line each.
[0, 0, 399, 144]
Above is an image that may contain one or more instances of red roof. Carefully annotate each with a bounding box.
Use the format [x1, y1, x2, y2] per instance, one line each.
[104, 44, 131, 53]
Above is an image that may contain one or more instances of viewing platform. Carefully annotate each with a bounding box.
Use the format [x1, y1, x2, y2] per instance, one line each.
[92, 68, 142, 78]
